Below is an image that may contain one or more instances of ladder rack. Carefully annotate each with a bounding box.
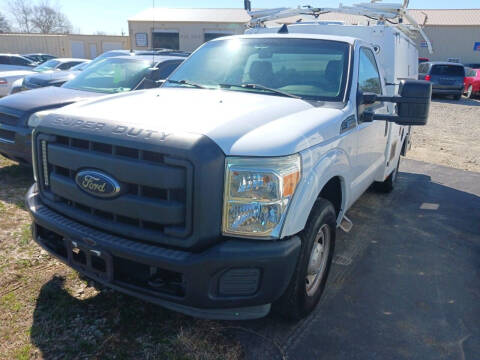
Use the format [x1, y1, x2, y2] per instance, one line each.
[244, 0, 433, 53]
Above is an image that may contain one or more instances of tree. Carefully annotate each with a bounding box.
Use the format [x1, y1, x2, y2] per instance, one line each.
[31, 2, 72, 34]
[0, 12, 11, 33]
[8, 0, 33, 32]
[8, 0, 72, 34]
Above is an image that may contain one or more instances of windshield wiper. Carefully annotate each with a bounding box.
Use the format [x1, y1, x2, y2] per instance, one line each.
[219, 83, 301, 99]
[166, 79, 206, 89]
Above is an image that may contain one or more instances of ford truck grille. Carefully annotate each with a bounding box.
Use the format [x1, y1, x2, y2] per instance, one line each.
[36, 134, 194, 246]
[0, 112, 19, 126]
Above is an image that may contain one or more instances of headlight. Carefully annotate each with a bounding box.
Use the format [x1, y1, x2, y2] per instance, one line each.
[27, 111, 50, 128]
[222, 154, 301, 238]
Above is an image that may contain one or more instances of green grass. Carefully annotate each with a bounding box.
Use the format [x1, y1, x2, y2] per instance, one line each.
[0, 293, 22, 313]
[17, 224, 32, 247]
[14, 344, 32, 360]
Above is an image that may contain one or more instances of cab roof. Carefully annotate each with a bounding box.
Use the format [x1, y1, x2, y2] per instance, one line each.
[211, 33, 357, 45]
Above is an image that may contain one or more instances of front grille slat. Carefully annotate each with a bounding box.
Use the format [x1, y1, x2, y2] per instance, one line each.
[48, 144, 185, 189]
[39, 134, 193, 246]
[0, 112, 19, 126]
[49, 174, 185, 225]
[0, 129, 15, 142]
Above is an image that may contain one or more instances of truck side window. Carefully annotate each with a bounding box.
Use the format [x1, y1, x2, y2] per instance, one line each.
[358, 48, 382, 95]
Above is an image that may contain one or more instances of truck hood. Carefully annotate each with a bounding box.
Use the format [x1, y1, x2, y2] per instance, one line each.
[0, 86, 101, 113]
[47, 87, 347, 156]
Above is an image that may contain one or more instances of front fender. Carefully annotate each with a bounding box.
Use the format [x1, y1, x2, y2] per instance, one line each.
[281, 145, 351, 238]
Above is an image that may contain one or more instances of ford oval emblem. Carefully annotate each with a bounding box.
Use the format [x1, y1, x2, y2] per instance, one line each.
[75, 170, 121, 198]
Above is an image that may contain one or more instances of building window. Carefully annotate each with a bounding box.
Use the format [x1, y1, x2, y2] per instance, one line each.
[204, 33, 230, 43]
[152, 31, 179, 50]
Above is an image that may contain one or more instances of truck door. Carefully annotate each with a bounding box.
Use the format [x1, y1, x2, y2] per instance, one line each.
[353, 47, 389, 195]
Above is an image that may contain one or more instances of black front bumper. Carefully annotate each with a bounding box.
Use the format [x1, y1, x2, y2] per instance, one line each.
[27, 184, 301, 320]
[0, 123, 32, 163]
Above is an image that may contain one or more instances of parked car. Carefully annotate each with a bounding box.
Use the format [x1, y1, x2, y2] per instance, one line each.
[0, 70, 34, 97]
[0, 54, 36, 72]
[12, 61, 91, 94]
[0, 55, 185, 163]
[0, 58, 89, 97]
[418, 61, 465, 99]
[24, 16, 430, 320]
[22, 53, 57, 64]
[463, 67, 480, 98]
[31, 58, 89, 72]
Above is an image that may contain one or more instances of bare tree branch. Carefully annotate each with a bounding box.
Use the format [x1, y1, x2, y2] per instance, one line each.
[31, 0, 72, 34]
[8, 0, 73, 34]
[8, 0, 33, 32]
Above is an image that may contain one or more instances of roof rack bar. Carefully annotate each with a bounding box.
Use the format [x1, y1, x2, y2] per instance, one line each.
[245, 0, 433, 54]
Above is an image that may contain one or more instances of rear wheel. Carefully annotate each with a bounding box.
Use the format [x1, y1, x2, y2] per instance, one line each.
[466, 85, 474, 99]
[374, 156, 400, 193]
[274, 198, 336, 320]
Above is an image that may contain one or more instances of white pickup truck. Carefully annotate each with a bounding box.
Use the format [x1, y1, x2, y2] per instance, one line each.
[26, 4, 431, 320]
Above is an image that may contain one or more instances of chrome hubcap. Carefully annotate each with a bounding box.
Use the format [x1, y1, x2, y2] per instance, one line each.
[306, 224, 330, 296]
[468, 86, 472, 98]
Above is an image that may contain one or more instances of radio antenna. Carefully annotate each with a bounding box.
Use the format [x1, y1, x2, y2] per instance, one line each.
[152, 0, 155, 64]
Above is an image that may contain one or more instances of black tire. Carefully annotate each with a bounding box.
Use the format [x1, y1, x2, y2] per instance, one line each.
[273, 198, 336, 320]
[453, 93, 462, 100]
[374, 156, 401, 193]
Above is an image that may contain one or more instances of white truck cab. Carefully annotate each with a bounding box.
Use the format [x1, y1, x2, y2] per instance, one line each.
[26, 2, 432, 320]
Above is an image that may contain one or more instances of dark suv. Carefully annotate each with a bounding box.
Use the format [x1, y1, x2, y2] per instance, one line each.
[418, 62, 465, 100]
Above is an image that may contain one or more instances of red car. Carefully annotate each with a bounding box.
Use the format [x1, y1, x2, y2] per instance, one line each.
[464, 67, 480, 98]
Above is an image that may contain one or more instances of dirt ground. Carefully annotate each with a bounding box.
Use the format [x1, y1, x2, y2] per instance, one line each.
[0, 156, 242, 360]
[407, 96, 480, 172]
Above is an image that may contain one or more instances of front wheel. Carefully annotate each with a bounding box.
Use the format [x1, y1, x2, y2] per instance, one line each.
[274, 198, 336, 320]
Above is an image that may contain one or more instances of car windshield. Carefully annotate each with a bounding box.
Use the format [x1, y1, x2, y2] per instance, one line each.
[431, 65, 465, 76]
[33, 59, 61, 72]
[164, 38, 351, 101]
[62, 57, 153, 94]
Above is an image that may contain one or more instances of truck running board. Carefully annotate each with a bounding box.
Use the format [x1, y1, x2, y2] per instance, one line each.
[339, 215, 353, 233]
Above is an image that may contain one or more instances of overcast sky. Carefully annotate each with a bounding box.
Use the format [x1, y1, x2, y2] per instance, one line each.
[0, 0, 478, 35]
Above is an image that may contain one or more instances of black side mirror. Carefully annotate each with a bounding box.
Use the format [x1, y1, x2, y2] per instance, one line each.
[359, 80, 431, 126]
[395, 80, 431, 125]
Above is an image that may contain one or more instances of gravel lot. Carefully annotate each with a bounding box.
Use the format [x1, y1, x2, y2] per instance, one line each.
[407, 96, 480, 172]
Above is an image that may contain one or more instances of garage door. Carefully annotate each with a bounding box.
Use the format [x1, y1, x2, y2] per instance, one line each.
[70, 41, 85, 58]
[102, 42, 123, 53]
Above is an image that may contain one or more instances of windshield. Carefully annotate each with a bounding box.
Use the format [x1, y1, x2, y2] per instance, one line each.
[33, 59, 61, 72]
[62, 57, 153, 94]
[164, 38, 350, 101]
